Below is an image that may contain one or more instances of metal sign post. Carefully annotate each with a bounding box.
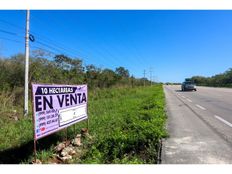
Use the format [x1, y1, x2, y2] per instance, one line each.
[31, 83, 37, 162]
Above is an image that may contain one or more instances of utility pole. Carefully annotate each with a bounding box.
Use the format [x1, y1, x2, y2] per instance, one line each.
[24, 10, 30, 116]
[150, 67, 153, 86]
[154, 76, 158, 83]
[143, 70, 146, 87]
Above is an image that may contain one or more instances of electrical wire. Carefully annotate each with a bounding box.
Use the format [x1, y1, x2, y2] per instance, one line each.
[0, 29, 18, 36]
[30, 45, 57, 56]
[0, 18, 25, 31]
[0, 13, 137, 73]
[30, 13, 122, 68]
[31, 35, 84, 58]
[29, 33, 84, 59]
[31, 13, 134, 70]
[0, 16, 80, 58]
[0, 36, 23, 44]
[30, 15, 92, 58]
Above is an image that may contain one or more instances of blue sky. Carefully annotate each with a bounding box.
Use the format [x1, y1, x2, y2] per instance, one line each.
[0, 10, 232, 83]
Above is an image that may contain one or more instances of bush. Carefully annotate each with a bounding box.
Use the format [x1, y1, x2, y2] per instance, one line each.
[81, 85, 167, 164]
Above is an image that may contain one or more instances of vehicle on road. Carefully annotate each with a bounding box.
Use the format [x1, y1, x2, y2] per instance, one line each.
[181, 81, 197, 91]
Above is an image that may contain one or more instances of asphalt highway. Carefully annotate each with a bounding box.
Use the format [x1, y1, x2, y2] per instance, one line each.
[162, 85, 232, 164]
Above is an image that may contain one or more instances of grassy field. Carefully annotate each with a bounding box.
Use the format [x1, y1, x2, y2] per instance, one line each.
[0, 85, 167, 164]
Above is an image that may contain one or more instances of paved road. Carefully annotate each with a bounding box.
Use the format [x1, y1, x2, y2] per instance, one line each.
[162, 85, 232, 164]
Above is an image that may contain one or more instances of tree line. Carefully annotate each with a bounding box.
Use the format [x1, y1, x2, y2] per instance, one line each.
[189, 68, 232, 87]
[0, 51, 151, 92]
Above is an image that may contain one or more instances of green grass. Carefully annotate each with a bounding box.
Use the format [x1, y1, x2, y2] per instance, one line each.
[0, 85, 167, 164]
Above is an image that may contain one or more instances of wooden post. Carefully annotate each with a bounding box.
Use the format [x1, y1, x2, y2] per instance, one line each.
[87, 118, 89, 133]
[34, 140, 37, 162]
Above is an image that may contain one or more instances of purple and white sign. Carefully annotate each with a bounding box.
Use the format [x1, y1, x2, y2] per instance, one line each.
[32, 84, 88, 140]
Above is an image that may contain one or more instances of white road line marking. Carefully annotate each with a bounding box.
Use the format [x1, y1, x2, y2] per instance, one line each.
[214, 115, 232, 128]
[186, 98, 192, 102]
[196, 104, 206, 110]
[181, 96, 186, 99]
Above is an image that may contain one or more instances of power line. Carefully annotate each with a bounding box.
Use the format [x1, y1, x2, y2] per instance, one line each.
[0, 27, 25, 38]
[32, 35, 87, 59]
[30, 13, 124, 68]
[0, 18, 25, 31]
[30, 32, 115, 67]
[31, 15, 87, 53]
[0, 28, 18, 36]
[32, 32, 120, 69]
[0, 33, 60, 58]
[0, 36, 23, 44]
[109, 23, 147, 68]
[0, 15, 85, 64]
[37, 13, 133, 69]
[30, 46, 57, 56]
[149, 67, 153, 86]
[0, 15, 87, 60]
[1, 13, 142, 70]
[30, 15, 92, 58]
[143, 70, 146, 86]
[34, 41, 71, 55]
[0, 35, 79, 61]
[0, 13, 132, 72]
[30, 35, 86, 60]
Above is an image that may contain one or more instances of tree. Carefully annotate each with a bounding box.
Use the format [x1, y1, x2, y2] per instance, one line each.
[115, 67, 129, 79]
[85, 64, 101, 88]
[100, 69, 117, 88]
[54, 54, 85, 84]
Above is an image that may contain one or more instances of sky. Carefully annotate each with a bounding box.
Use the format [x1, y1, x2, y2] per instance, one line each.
[0, 10, 232, 83]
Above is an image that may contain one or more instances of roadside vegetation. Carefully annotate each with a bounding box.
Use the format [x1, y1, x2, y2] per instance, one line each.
[81, 85, 167, 164]
[189, 68, 232, 87]
[0, 85, 167, 164]
[0, 52, 166, 164]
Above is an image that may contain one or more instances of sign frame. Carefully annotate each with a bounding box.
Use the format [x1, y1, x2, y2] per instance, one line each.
[31, 83, 89, 162]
